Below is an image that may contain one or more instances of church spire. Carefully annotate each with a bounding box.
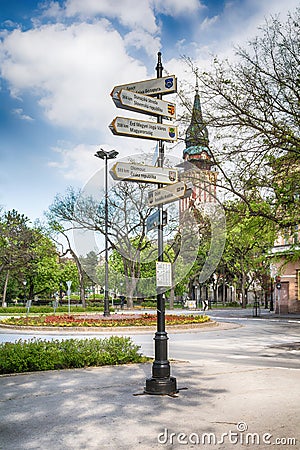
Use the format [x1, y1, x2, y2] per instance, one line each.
[183, 76, 213, 169]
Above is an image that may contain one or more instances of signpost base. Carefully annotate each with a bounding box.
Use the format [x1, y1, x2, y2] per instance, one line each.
[144, 330, 178, 395]
[144, 376, 178, 396]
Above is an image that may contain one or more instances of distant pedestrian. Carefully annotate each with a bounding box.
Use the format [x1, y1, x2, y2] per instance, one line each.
[120, 295, 125, 309]
[202, 299, 208, 311]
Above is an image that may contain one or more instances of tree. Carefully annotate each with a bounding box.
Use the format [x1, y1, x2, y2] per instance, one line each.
[23, 229, 60, 300]
[185, 8, 300, 227]
[0, 210, 37, 306]
[46, 217, 87, 308]
[47, 182, 155, 308]
[218, 200, 277, 307]
[0, 210, 66, 305]
[80, 251, 98, 298]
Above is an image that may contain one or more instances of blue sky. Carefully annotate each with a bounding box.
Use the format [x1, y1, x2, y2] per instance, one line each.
[0, 0, 298, 223]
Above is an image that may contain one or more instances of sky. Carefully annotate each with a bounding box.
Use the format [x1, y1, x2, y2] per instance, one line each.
[0, 0, 299, 224]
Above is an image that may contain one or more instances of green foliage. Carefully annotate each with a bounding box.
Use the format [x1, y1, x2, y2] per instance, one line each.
[140, 301, 157, 308]
[0, 305, 106, 314]
[0, 336, 146, 374]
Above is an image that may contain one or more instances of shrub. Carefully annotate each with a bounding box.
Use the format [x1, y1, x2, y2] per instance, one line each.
[0, 336, 147, 374]
[0, 305, 108, 314]
[140, 301, 157, 308]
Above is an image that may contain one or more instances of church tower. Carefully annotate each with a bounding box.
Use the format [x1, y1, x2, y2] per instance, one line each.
[179, 81, 217, 215]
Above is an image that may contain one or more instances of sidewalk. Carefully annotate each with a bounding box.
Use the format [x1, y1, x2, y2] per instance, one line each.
[1, 309, 299, 449]
[206, 307, 300, 321]
[1, 359, 299, 449]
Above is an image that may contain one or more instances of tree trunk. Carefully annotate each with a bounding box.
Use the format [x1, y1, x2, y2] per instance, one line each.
[169, 286, 175, 310]
[168, 263, 176, 310]
[2, 270, 9, 307]
[241, 272, 247, 308]
[69, 249, 86, 308]
[28, 276, 34, 300]
[222, 278, 226, 306]
[126, 282, 135, 309]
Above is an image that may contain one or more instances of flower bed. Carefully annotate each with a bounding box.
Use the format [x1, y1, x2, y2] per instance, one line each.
[1, 313, 210, 328]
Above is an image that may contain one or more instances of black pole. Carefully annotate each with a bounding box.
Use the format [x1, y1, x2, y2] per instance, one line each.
[104, 155, 110, 317]
[269, 279, 274, 311]
[145, 52, 177, 395]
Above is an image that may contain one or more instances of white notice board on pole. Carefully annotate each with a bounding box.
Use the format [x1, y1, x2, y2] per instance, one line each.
[156, 262, 172, 287]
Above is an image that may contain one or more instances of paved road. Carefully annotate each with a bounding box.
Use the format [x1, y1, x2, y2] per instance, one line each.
[0, 309, 299, 449]
[0, 309, 299, 371]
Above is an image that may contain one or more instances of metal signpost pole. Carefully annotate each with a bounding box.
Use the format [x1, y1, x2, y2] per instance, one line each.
[145, 52, 177, 395]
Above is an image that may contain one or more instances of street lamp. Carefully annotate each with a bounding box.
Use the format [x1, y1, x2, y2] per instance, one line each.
[95, 148, 119, 317]
[23, 280, 27, 303]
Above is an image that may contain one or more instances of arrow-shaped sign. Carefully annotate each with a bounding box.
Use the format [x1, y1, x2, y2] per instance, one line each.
[113, 89, 176, 119]
[148, 181, 193, 206]
[111, 75, 177, 99]
[109, 117, 177, 142]
[110, 162, 178, 184]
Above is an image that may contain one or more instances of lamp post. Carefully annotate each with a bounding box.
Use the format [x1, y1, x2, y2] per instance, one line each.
[95, 148, 119, 317]
[23, 280, 27, 303]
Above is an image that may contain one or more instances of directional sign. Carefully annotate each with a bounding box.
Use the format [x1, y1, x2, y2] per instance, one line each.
[148, 181, 193, 207]
[109, 117, 177, 142]
[113, 89, 176, 119]
[146, 210, 167, 232]
[110, 162, 178, 185]
[111, 75, 177, 99]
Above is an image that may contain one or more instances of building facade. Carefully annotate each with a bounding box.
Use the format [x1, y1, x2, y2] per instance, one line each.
[179, 82, 217, 216]
[271, 230, 300, 313]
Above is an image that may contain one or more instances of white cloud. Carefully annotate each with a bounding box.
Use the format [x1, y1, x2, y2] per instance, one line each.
[200, 15, 219, 31]
[48, 143, 100, 181]
[124, 29, 161, 58]
[12, 108, 34, 121]
[65, 0, 158, 34]
[0, 20, 147, 130]
[153, 0, 204, 16]
[184, 0, 300, 66]
[48, 139, 157, 184]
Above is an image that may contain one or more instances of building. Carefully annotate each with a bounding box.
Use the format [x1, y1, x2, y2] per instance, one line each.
[271, 229, 300, 313]
[179, 81, 217, 217]
[269, 154, 300, 313]
[178, 82, 218, 307]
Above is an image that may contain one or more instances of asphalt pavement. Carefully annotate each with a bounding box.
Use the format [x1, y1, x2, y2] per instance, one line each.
[0, 309, 299, 449]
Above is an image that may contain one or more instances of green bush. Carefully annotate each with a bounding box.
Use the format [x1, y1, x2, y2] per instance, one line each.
[0, 305, 108, 314]
[0, 336, 147, 374]
[87, 294, 104, 300]
[140, 301, 157, 308]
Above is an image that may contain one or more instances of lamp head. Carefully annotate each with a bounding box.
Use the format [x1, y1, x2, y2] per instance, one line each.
[94, 149, 119, 160]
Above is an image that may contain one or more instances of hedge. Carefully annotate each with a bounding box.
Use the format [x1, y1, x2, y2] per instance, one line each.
[0, 336, 147, 374]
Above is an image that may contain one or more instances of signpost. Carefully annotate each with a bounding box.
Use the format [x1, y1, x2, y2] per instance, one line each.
[110, 52, 178, 396]
[109, 116, 177, 142]
[148, 181, 193, 207]
[111, 75, 177, 99]
[143, 52, 178, 396]
[110, 161, 178, 185]
[113, 89, 176, 119]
